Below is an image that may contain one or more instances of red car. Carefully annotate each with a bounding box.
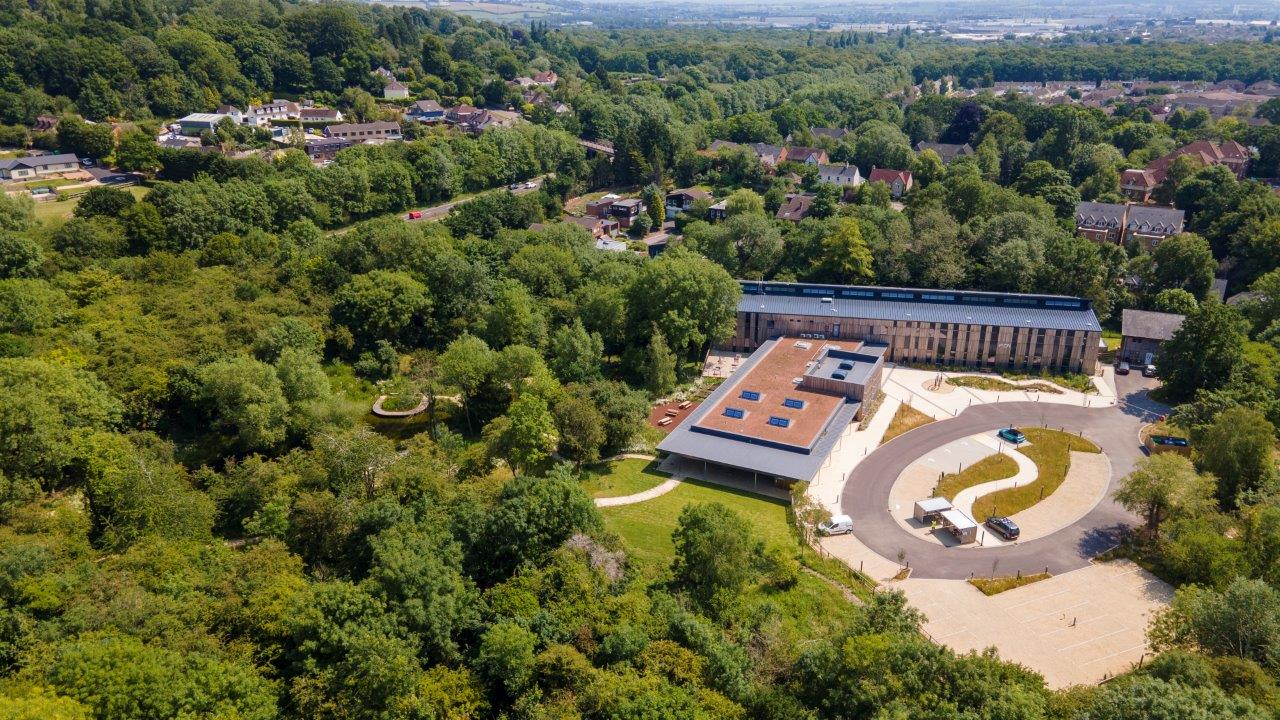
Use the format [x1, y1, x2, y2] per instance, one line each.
[407, 211, 423, 220]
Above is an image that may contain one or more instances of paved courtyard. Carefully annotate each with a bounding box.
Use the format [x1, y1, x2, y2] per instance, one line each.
[899, 561, 1174, 689]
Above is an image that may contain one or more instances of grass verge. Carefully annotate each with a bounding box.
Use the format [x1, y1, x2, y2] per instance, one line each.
[972, 428, 1100, 519]
[581, 458, 669, 498]
[969, 572, 1052, 595]
[949, 375, 1065, 394]
[935, 453, 1020, 501]
[880, 403, 933, 444]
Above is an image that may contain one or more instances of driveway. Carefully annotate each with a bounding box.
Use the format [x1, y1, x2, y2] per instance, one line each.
[841, 380, 1168, 579]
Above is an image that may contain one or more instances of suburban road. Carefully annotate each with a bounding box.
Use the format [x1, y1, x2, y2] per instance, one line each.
[840, 373, 1167, 579]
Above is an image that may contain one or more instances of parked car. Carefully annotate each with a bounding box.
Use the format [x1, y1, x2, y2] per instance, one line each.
[817, 514, 854, 536]
[986, 516, 1020, 540]
[508, 182, 521, 190]
[523, 181, 538, 189]
[406, 211, 423, 220]
[80, 158, 95, 167]
[1116, 361, 1130, 375]
[997, 427, 1026, 444]
[1142, 364, 1158, 378]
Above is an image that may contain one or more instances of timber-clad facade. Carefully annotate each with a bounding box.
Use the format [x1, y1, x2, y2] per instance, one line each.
[731, 282, 1102, 374]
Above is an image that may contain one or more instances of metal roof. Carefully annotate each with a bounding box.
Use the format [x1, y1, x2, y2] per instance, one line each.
[739, 282, 1100, 333]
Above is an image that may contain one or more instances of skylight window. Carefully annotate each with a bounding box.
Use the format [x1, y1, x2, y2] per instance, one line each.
[723, 407, 745, 419]
[767, 416, 791, 428]
[783, 398, 805, 410]
[739, 390, 761, 401]
[838, 362, 853, 370]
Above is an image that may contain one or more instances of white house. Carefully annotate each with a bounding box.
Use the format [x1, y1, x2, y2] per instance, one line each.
[383, 79, 410, 100]
[0, 153, 81, 180]
[817, 163, 863, 187]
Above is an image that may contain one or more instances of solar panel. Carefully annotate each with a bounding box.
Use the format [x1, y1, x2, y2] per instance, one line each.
[739, 390, 760, 401]
[767, 416, 790, 428]
[783, 398, 805, 409]
[723, 407, 745, 419]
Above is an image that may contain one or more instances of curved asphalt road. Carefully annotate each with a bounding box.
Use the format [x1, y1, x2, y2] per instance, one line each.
[841, 374, 1167, 579]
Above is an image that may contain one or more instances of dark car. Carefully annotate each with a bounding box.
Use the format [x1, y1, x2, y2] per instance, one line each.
[986, 516, 1020, 540]
[1142, 364, 1158, 378]
[1116, 361, 1130, 375]
[997, 427, 1026, 444]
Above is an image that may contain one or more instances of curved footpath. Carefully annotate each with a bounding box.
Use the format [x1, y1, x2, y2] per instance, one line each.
[841, 391, 1162, 579]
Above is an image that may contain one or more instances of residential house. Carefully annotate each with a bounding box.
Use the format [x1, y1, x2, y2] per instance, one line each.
[0, 153, 80, 180]
[784, 146, 829, 165]
[1120, 168, 1159, 203]
[866, 168, 912, 199]
[383, 79, 410, 100]
[304, 136, 353, 160]
[707, 139, 742, 154]
[586, 195, 620, 218]
[533, 71, 558, 86]
[706, 200, 728, 222]
[373, 67, 395, 80]
[607, 198, 646, 229]
[244, 100, 300, 126]
[1074, 201, 1185, 249]
[563, 214, 620, 239]
[809, 127, 851, 141]
[595, 237, 629, 252]
[299, 108, 344, 123]
[748, 143, 786, 167]
[1120, 309, 1185, 365]
[1125, 206, 1185, 251]
[1146, 139, 1250, 182]
[915, 141, 974, 164]
[157, 135, 204, 150]
[445, 105, 489, 133]
[1074, 201, 1127, 244]
[323, 121, 402, 142]
[1169, 90, 1258, 117]
[216, 105, 245, 124]
[665, 188, 712, 216]
[775, 193, 816, 222]
[511, 77, 538, 89]
[175, 113, 233, 136]
[816, 163, 862, 187]
[406, 100, 446, 124]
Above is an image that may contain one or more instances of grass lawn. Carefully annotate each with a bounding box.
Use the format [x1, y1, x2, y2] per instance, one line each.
[969, 572, 1052, 595]
[1101, 329, 1122, 351]
[935, 453, 1019, 501]
[972, 428, 1100, 519]
[602, 478, 792, 568]
[581, 458, 669, 498]
[881, 403, 934, 444]
[32, 185, 149, 225]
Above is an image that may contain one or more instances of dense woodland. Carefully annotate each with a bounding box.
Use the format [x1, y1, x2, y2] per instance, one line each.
[7, 1, 1280, 718]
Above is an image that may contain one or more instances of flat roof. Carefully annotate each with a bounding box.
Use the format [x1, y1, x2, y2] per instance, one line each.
[658, 337, 867, 482]
[695, 338, 849, 452]
[940, 509, 977, 530]
[739, 281, 1100, 333]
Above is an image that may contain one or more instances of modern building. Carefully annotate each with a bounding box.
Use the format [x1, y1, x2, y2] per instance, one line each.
[304, 136, 353, 160]
[0, 153, 80, 180]
[407, 100, 445, 123]
[665, 188, 712, 216]
[1120, 309, 1185, 365]
[175, 113, 232, 136]
[1074, 202, 1126, 244]
[658, 336, 887, 484]
[323, 121, 402, 142]
[299, 108, 344, 123]
[730, 281, 1102, 374]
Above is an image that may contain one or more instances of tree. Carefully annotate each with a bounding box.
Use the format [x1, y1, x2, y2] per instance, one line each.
[115, 130, 160, 173]
[1078, 676, 1271, 720]
[0, 232, 42, 279]
[1158, 303, 1248, 402]
[74, 187, 136, 219]
[1152, 288, 1199, 315]
[643, 330, 677, 397]
[332, 271, 432, 350]
[56, 117, 114, 159]
[554, 395, 606, 467]
[1197, 406, 1277, 507]
[671, 503, 759, 613]
[438, 334, 496, 431]
[474, 473, 600, 582]
[484, 394, 558, 476]
[193, 356, 291, 452]
[476, 622, 537, 699]
[1152, 233, 1216, 299]
[1115, 453, 1215, 534]
[625, 248, 739, 359]
[809, 217, 874, 284]
[0, 193, 35, 233]
[1151, 577, 1280, 670]
[723, 188, 765, 217]
[547, 319, 603, 383]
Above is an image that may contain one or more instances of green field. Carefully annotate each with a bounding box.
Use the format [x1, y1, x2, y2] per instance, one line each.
[32, 185, 149, 224]
[581, 457, 668, 498]
[602, 479, 792, 568]
[973, 428, 1100, 518]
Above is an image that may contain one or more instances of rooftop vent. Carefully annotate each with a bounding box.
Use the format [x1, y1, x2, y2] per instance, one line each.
[793, 341, 812, 350]
[832, 371, 847, 380]
[820, 297, 834, 303]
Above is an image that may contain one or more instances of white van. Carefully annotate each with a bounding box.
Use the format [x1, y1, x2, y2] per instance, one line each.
[817, 514, 854, 536]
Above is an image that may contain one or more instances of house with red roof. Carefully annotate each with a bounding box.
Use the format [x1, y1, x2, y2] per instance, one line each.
[867, 168, 913, 198]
